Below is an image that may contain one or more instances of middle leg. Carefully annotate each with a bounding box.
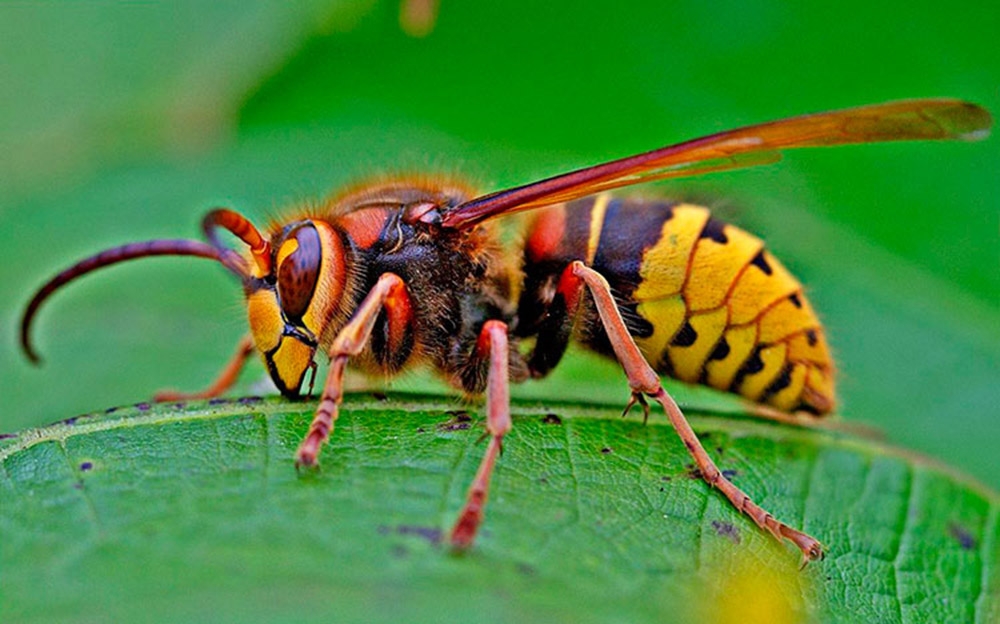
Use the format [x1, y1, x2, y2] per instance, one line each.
[154, 335, 255, 402]
[450, 320, 512, 549]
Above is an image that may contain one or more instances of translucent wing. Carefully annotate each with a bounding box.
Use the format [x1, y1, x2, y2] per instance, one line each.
[440, 99, 991, 229]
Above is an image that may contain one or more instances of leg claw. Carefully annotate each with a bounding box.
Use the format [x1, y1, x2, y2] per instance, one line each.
[295, 448, 321, 473]
[450, 508, 482, 551]
[622, 392, 650, 424]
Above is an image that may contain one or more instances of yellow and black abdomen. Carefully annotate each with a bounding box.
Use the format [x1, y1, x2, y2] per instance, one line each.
[520, 194, 835, 415]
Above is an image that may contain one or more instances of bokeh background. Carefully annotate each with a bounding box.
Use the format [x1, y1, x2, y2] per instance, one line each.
[1, 0, 997, 493]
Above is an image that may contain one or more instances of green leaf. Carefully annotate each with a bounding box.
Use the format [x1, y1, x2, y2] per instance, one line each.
[2, 396, 997, 623]
[1, 2, 997, 622]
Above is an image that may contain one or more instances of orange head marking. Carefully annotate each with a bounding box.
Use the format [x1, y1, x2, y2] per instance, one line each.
[203, 209, 272, 277]
[245, 219, 348, 397]
[201, 209, 349, 397]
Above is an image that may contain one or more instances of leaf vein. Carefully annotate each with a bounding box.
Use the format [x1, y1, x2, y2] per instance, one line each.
[891, 465, 915, 623]
[974, 499, 999, 623]
[635, 423, 657, 517]
[56, 439, 103, 535]
[533, 415, 583, 559]
[437, 412, 475, 528]
[260, 413, 270, 499]
[563, 417, 583, 529]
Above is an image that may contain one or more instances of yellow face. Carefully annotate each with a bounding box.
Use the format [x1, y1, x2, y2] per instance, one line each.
[245, 220, 346, 397]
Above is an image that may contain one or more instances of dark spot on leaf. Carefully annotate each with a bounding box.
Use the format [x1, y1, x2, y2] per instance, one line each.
[79, 461, 93, 472]
[391, 544, 409, 559]
[538, 476, 548, 484]
[105, 407, 119, 414]
[700, 432, 713, 440]
[542, 413, 563, 425]
[438, 411, 473, 431]
[62, 416, 79, 425]
[135, 402, 151, 411]
[238, 396, 263, 405]
[687, 466, 735, 481]
[516, 562, 537, 577]
[209, 398, 228, 405]
[172, 403, 185, 410]
[417, 427, 426, 433]
[393, 525, 443, 544]
[600, 447, 613, 454]
[949, 522, 976, 550]
[712, 520, 741, 544]
[73, 482, 84, 490]
[0, 433, 16, 440]
[715, 446, 724, 455]
[371, 391, 388, 401]
[660, 475, 672, 482]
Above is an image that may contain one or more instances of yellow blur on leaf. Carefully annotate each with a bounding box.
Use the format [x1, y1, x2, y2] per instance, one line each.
[699, 547, 809, 624]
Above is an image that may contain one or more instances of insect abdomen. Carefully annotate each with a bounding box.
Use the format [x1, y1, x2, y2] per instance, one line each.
[522, 195, 835, 415]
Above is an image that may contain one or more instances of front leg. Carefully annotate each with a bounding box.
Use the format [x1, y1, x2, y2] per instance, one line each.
[296, 273, 410, 468]
[154, 335, 255, 402]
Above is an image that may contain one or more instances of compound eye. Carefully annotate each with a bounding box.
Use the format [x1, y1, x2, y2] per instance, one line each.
[276, 223, 322, 324]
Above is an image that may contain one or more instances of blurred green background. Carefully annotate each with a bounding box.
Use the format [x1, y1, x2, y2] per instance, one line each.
[0, 0, 997, 497]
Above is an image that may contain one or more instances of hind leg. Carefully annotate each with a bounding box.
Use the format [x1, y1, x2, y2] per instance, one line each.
[570, 261, 823, 565]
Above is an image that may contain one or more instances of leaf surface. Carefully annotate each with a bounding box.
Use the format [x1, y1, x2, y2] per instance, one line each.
[2, 396, 996, 623]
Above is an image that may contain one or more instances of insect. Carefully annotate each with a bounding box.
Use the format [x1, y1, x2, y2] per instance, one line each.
[20, 99, 991, 564]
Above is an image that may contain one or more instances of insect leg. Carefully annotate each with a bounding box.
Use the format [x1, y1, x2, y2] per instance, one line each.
[521, 263, 585, 379]
[569, 261, 823, 565]
[296, 273, 409, 468]
[450, 320, 511, 550]
[154, 335, 255, 402]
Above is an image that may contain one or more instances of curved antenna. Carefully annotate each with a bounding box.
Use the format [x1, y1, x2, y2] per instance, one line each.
[203, 209, 272, 277]
[20, 239, 243, 365]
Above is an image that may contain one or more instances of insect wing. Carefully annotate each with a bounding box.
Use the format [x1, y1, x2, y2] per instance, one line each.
[440, 99, 992, 229]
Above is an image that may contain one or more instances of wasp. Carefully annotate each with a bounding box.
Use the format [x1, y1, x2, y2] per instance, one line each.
[20, 99, 991, 564]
